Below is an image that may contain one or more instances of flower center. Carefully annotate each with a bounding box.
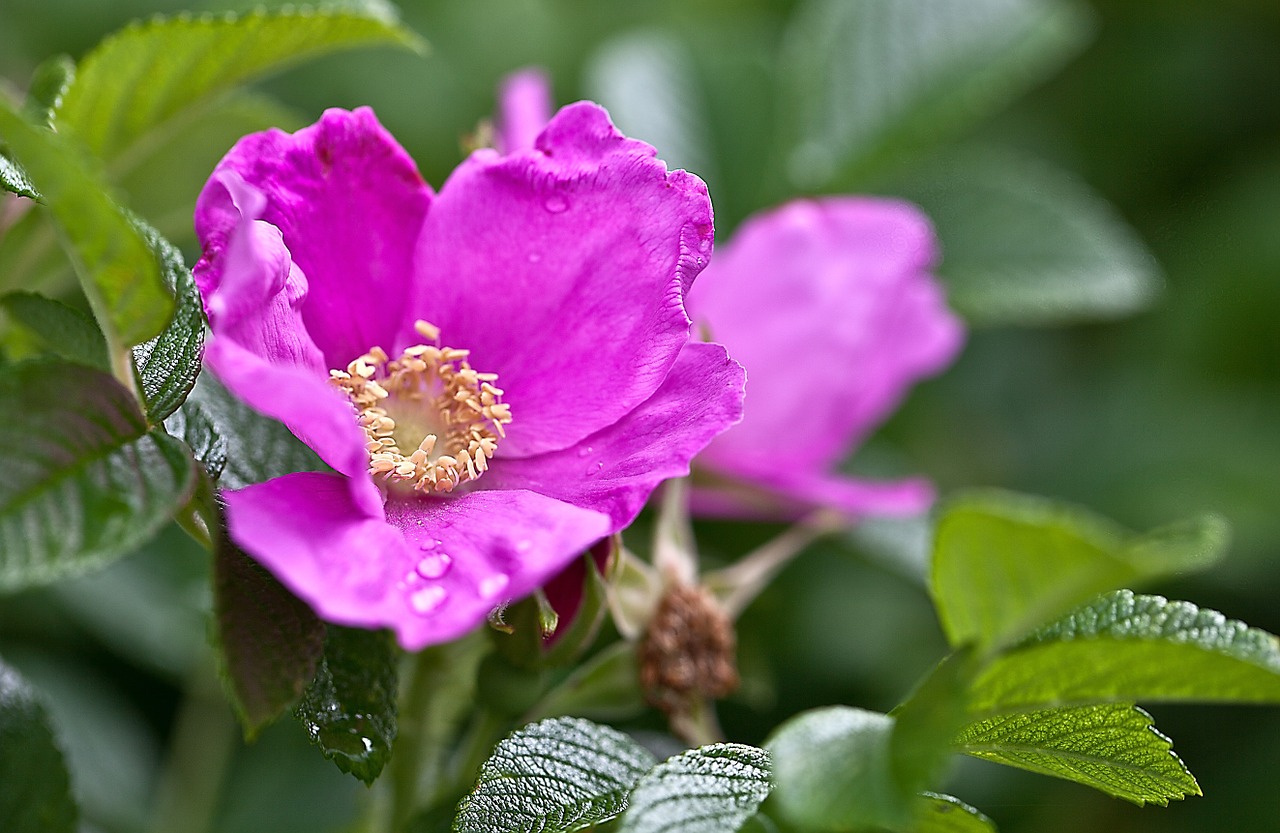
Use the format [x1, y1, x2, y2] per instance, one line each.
[330, 320, 512, 494]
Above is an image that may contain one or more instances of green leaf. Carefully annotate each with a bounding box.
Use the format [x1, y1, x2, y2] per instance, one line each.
[0, 360, 196, 591]
[0, 154, 39, 200]
[453, 716, 657, 833]
[915, 793, 997, 833]
[765, 706, 911, 832]
[0, 101, 172, 347]
[618, 744, 772, 833]
[779, 0, 1092, 187]
[894, 150, 1161, 326]
[969, 590, 1280, 714]
[54, 3, 423, 162]
[163, 398, 227, 481]
[955, 703, 1199, 806]
[930, 490, 1229, 651]
[296, 626, 398, 785]
[0, 291, 108, 369]
[23, 55, 75, 128]
[526, 641, 646, 723]
[129, 217, 203, 422]
[180, 372, 325, 489]
[890, 652, 977, 803]
[0, 658, 77, 833]
[213, 526, 325, 739]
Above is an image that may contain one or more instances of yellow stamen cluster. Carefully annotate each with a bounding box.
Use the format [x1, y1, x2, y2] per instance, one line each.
[330, 320, 512, 494]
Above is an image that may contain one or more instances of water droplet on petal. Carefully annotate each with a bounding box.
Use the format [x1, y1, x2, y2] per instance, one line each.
[479, 573, 510, 600]
[527, 252, 542, 263]
[584, 460, 605, 476]
[410, 585, 447, 615]
[416, 552, 453, 579]
[544, 195, 568, 214]
[576, 445, 594, 458]
[515, 539, 532, 554]
[698, 236, 712, 254]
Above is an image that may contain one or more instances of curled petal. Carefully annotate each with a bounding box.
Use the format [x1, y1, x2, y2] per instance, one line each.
[196, 107, 433, 368]
[412, 102, 714, 457]
[483, 342, 745, 531]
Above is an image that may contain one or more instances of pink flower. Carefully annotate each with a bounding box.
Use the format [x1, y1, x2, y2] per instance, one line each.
[685, 199, 964, 519]
[194, 105, 744, 650]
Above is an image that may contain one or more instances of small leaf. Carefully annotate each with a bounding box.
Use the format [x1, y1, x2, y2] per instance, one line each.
[0, 360, 196, 590]
[779, 0, 1092, 187]
[618, 744, 772, 833]
[916, 793, 997, 833]
[296, 626, 398, 785]
[180, 372, 325, 489]
[129, 217, 204, 422]
[894, 150, 1162, 326]
[0, 101, 171, 347]
[163, 398, 227, 481]
[453, 716, 657, 833]
[969, 590, 1280, 714]
[0, 154, 39, 200]
[0, 291, 108, 369]
[765, 706, 910, 832]
[54, 3, 423, 162]
[213, 520, 325, 738]
[931, 490, 1229, 651]
[23, 55, 75, 127]
[956, 703, 1199, 806]
[0, 658, 77, 833]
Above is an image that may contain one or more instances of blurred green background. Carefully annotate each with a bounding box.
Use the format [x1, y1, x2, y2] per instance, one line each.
[2, 1, 1278, 831]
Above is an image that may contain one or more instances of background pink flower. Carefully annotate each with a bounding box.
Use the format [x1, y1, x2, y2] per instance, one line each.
[195, 105, 744, 650]
[685, 198, 965, 519]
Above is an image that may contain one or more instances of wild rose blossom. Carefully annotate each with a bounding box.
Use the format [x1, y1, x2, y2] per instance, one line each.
[685, 198, 964, 519]
[194, 104, 744, 650]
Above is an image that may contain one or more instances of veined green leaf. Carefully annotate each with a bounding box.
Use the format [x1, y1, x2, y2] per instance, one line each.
[779, 0, 1091, 187]
[296, 626, 398, 785]
[0, 361, 196, 591]
[453, 716, 656, 833]
[179, 372, 325, 489]
[765, 706, 910, 832]
[617, 744, 772, 833]
[895, 149, 1161, 326]
[916, 793, 997, 833]
[931, 490, 1228, 651]
[129, 217, 203, 422]
[54, 3, 422, 163]
[969, 590, 1280, 714]
[0, 154, 39, 200]
[0, 101, 171, 347]
[0, 659, 77, 833]
[213, 523, 325, 739]
[0, 291, 108, 369]
[956, 703, 1199, 806]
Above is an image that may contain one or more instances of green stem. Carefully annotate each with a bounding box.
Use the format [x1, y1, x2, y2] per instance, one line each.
[147, 655, 239, 833]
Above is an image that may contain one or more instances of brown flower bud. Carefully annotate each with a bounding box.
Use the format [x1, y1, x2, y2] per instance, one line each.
[638, 583, 739, 715]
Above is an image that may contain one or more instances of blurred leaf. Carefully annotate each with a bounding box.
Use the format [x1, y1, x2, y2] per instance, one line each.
[956, 703, 1199, 806]
[54, 3, 423, 162]
[0, 290, 108, 369]
[130, 217, 203, 422]
[915, 793, 997, 833]
[180, 372, 325, 489]
[453, 716, 656, 833]
[0, 360, 196, 591]
[765, 706, 910, 832]
[617, 743, 772, 833]
[0, 101, 171, 347]
[0, 659, 77, 833]
[779, 0, 1091, 187]
[23, 55, 74, 127]
[895, 150, 1162, 325]
[296, 626, 398, 785]
[583, 31, 716, 182]
[214, 529, 325, 739]
[969, 590, 1280, 714]
[931, 490, 1229, 651]
[527, 641, 646, 723]
[890, 652, 976, 803]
